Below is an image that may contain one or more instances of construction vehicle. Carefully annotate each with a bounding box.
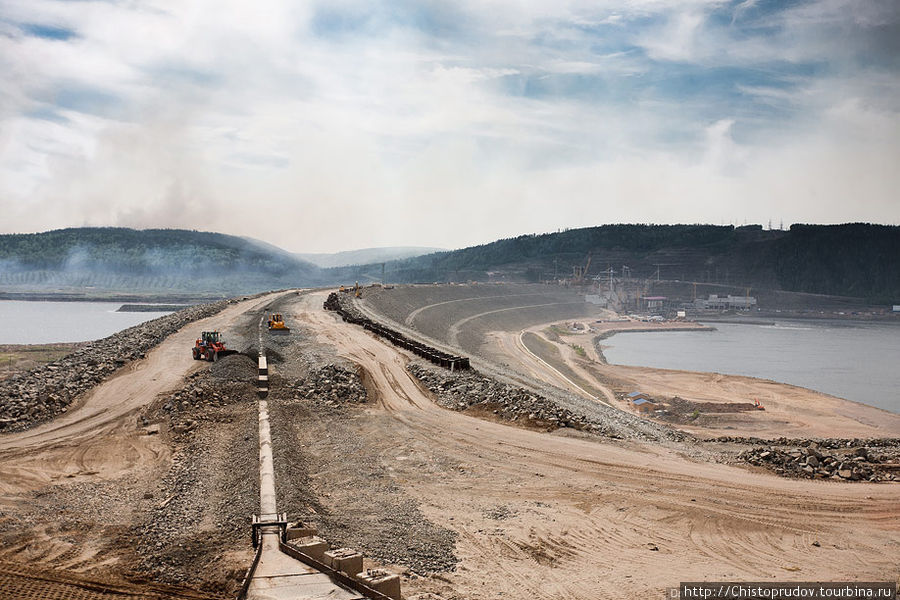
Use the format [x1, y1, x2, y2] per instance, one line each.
[267, 313, 290, 334]
[339, 282, 362, 298]
[192, 331, 236, 362]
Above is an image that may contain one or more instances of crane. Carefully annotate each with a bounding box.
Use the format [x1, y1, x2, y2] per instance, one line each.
[572, 252, 593, 287]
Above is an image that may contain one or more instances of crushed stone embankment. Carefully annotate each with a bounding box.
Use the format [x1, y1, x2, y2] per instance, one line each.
[126, 352, 261, 595]
[0, 297, 254, 432]
[407, 362, 688, 445]
[268, 358, 459, 576]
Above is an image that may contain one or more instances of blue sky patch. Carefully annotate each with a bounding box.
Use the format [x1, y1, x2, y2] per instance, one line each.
[24, 107, 70, 124]
[54, 85, 121, 118]
[20, 23, 78, 40]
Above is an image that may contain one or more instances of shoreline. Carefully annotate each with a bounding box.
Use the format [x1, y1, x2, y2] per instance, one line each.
[694, 311, 900, 325]
[0, 292, 223, 304]
[591, 321, 716, 366]
[594, 320, 899, 416]
[499, 318, 900, 439]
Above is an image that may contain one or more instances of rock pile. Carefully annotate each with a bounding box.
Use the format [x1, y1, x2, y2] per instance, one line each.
[740, 443, 898, 482]
[289, 364, 367, 406]
[158, 355, 258, 418]
[0, 299, 238, 432]
[408, 362, 611, 434]
[129, 402, 258, 593]
[711, 436, 900, 449]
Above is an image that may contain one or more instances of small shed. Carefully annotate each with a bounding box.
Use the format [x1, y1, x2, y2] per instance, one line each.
[627, 391, 650, 401]
[632, 398, 656, 413]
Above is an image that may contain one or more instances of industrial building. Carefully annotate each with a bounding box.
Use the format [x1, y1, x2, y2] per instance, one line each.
[693, 294, 757, 310]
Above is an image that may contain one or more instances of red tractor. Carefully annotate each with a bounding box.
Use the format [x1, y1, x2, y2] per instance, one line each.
[192, 331, 235, 362]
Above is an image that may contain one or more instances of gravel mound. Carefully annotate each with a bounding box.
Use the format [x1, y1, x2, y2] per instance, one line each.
[288, 363, 367, 407]
[269, 396, 459, 575]
[708, 436, 900, 448]
[740, 442, 899, 482]
[409, 362, 600, 433]
[128, 361, 260, 595]
[154, 355, 259, 430]
[408, 362, 689, 444]
[0, 297, 252, 433]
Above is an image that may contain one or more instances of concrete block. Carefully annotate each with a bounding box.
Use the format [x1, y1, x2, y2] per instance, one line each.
[285, 523, 317, 541]
[323, 548, 363, 577]
[292, 536, 328, 562]
[357, 569, 402, 600]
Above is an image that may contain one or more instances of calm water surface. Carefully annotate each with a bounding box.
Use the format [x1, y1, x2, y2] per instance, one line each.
[0, 301, 171, 344]
[602, 320, 900, 414]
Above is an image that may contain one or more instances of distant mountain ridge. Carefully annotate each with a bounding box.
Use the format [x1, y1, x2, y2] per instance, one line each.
[296, 246, 446, 268]
[328, 223, 900, 303]
[2, 224, 897, 303]
[0, 227, 322, 295]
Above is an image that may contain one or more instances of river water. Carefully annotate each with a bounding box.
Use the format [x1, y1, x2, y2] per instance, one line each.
[602, 320, 900, 414]
[0, 301, 172, 344]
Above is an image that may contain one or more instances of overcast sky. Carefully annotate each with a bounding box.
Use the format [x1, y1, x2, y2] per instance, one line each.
[1, 0, 898, 252]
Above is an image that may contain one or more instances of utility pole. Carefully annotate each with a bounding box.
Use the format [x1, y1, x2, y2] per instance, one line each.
[381, 262, 385, 285]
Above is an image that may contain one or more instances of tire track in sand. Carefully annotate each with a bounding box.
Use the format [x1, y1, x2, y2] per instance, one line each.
[299, 291, 899, 600]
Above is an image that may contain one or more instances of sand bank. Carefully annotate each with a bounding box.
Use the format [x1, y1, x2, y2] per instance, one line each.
[486, 318, 900, 440]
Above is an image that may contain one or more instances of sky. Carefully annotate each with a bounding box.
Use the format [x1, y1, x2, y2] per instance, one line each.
[1, 0, 898, 253]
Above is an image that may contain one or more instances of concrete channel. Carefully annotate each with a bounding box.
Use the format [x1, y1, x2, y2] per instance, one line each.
[241, 312, 399, 600]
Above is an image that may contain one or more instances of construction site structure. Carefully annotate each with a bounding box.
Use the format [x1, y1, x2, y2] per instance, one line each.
[338, 281, 360, 298]
[339, 282, 362, 298]
[570, 252, 592, 287]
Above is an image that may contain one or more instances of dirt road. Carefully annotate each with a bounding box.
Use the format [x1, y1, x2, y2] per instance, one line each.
[291, 292, 900, 599]
[0, 292, 290, 597]
[0, 293, 287, 496]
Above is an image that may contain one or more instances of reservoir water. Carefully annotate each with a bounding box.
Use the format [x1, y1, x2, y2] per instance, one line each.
[0, 300, 172, 344]
[602, 320, 900, 414]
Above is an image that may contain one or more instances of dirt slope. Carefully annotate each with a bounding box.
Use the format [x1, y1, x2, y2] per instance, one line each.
[0, 293, 284, 495]
[290, 291, 899, 599]
[0, 292, 288, 596]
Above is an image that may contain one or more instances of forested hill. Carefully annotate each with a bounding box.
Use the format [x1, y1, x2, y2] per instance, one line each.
[2, 224, 897, 301]
[329, 224, 900, 303]
[0, 228, 322, 295]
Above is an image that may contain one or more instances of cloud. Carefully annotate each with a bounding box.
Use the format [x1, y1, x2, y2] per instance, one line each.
[0, 0, 898, 252]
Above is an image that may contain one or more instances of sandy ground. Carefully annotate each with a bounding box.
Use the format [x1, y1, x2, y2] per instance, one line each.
[484, 319, 900, 440]
[0, 288, 896, 599]
[291, 292, 900, 599]
[0, 293, 286, 495]
[0, 292, 288, 594]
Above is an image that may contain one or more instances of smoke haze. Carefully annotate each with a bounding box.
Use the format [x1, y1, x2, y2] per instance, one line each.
[1, 0, 898, 251]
